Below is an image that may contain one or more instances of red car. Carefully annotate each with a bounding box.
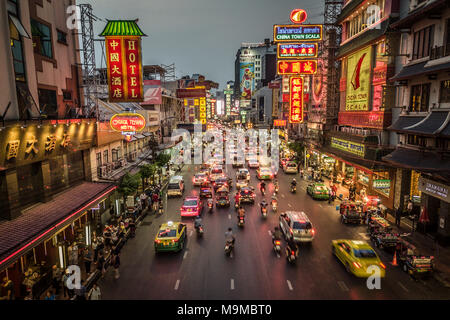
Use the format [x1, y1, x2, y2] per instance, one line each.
[180, 196, 203, 217]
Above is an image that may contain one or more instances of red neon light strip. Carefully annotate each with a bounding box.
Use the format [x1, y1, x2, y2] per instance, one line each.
[0, 186, 117, 267]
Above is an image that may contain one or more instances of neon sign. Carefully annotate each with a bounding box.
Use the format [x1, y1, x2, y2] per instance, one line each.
[277, 60, 317, 75]
[110, 113, 146, 135]
[289, 76, 304, 123]
[290, 9, 308, 24]
[277, 43, 318, 59]
[273, 25, 322, 42]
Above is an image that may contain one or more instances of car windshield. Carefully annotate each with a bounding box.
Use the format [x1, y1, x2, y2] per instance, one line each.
[158, 229, 177, 238]
[168, 183, 180, 189]
[287, 163, 297, 167]
[211, 168, 222, 174]
[240, 189, 251, 196]
[195, 174, 206, 178]
[293, 221, 312, 230]
[353, 249, 377, 258]
[183, 200, 198, 207]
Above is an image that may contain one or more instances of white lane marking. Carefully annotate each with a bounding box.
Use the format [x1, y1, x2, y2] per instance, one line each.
[276, 253, 280, 259]
[268, 230, 272, 236]
[358, 232, 370, 240]
[337, 281, 349, 292]
[228, 214, 232, 220]
[231, 279, 235, 290]
[189, 230, 193, 237]
[281, 194, 285, 199]
[174, 280, 180, 290]
[183, 251, 188, 259]
[398, 281, 409, 292]
[287, 280, 293, 291]
[288, 204, 292, 208]
[318, 204, 323, 208]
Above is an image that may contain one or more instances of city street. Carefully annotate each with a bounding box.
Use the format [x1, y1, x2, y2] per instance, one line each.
[99, 162, 450, 300]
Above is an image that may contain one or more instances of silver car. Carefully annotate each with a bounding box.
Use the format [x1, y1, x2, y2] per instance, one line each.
[279, 211, 315, 243]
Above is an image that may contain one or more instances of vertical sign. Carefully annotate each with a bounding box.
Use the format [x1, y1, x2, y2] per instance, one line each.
[289, 76, 303, 123]
[199, 97, 207, 124]
[106, 37, 143, 102]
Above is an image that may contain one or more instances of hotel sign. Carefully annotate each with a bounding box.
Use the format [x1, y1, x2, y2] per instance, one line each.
[331, 138, 365, 157]
[277, 60, 317, 75]
[273, 25, 322, 42]
[277, 43, 318, 59]
[419, 177, 450, 203]
[110, 113, 146, 134]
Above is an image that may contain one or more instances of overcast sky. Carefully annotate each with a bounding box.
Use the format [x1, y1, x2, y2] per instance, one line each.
[84, 0, 324, 89]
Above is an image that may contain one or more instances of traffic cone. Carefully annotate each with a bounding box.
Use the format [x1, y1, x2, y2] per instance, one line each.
[391, 251, 398, 266]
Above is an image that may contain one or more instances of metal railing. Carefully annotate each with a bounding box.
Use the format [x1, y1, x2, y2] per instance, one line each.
[430, 44, 450, 60]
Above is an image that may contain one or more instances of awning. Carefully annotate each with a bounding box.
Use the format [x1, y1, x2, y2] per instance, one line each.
[396, 111, 450, 136]
[0, 182, 117, 269]
[142, 132, 152, 137]
[135, 134, 146, 139]
[390, 0, 447, 29]
[9, 14, 30, 39]
[391, 61, 450, 81]
[382, 147, 450, 173]
[388, 115, 426, 132]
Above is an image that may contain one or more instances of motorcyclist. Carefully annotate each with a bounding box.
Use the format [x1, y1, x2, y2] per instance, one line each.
[238, 206, 245, 219]
[194, 216, 203, 231]
[290, 178, 297, 191]
[274, 179, 279, 192]
[207, 198, 214, 208]
[271, 194, 278, 207]
[285, 237, 299, 259]
[272, 226, 282, 244]
[234, 192, 240, 207]
[260, 199, 268, 214]
[299, 168, 304, 179]
[260, 181, 266, 194]
[225, 228, 235, 255]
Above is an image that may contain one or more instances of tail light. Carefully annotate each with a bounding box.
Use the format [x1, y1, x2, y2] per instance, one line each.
[379, 262, 386, 269]
[353, 262, 362, 269]
[155, 239, 161, 244]
[291, 251, 295, 256]
[275, 241, 281, 245]
[172, 239, 179, 243]
[311, 229, 316, 235]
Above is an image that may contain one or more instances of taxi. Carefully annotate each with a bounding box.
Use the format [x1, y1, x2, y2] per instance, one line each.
[180, 196, 203, 217]
[210, 165, 224, 182]
[257, 167, 274, 180]
[239, 186, 256, 204]
[248, 158, 259, 168]
[193, 172, 209, 186]
[331, 239, 386, 278]
[154, 221, 187, 253]
[307, 183, 330, 200]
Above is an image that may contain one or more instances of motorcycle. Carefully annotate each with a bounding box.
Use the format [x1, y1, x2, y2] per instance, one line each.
[158, 203, 164, 215]
[273, 238, 281, 254]
[207, 200, 214, 213]
[260, 187, 266, 196]
[224, 240, 234, 256]
[274, 185, 279, 194]
[271, 200, 278, 212]
[196, 225, 204, 237]
[234, 202, 239, 211]
[237, 216, 245, 228]
[290, 185, 297, 193]
[286, 248, 298, 264]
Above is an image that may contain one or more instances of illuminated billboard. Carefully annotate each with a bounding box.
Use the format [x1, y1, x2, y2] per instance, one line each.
[289, 76, 304, 123]
[290, 9, 308, 24]
[240, 62, 255, 100]
[277, 60, 317, 75]
[110, 113, 146, 135]
[273, 25, 322, 42]
[346, 46, 372, 111]
[277, 43, 318, 59]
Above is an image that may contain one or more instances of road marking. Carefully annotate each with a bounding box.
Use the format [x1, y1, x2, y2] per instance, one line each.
[228, 214, 232, 220]
[358, 232, 370, 240]
[337, 281, 349, 292]
[318, 204, 323, 208]
[281, 194, 285, 199]
[183, 251, 188, 259]
[268, 230, 272, 236]
[174, 280, 180, 290]
[287, 280, 293, 291]
[288, 204, 292, 208]
[231, 279, 235, 290]
[397, 281, 409, 292]
[189, 230, 193, 237]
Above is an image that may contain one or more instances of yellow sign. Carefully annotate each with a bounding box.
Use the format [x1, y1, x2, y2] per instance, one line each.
[331, 138, 365, 157]
[346, 46, 372, 111]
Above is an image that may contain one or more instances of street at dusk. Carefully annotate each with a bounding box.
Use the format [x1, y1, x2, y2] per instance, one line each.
[1, 0, 450, 308]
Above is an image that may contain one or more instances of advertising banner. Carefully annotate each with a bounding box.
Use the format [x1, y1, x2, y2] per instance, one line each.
[277, 60, 317, 75]
[277, 43, 318, 59]
[105, 37, 143, 102]
[176, 88, 206, 99]
[289, 76, 303, 123]
[331, 138, 365, 157]
[272, 88, 279, 118]
[142, 80, 162, 105]
[273, 25, 322, 42]
[346, 46, 372, 111]
[240, 62, 255, 100]
[110, 113, 146, 134]
[199, 97, 207, 124]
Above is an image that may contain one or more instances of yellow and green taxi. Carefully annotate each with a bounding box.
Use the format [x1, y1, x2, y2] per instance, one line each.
[331, 239, 386, 278]
[154, 221, 187, 253]
[307, 183, 330, 200]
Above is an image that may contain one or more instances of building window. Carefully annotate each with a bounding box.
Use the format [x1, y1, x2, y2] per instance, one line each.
[38, 88, 58, 118]
[31, 19, 53, 59]
[346, 0, 385, 39]
[357, 170, 369, 186]
[439, 80, 450, 103]
[412, 25, 434, 60]
[103, 150, 109, 164]
[436, 138, 449, 150]
[372, 171, 390, 197]
[112, 149, 119, 162]
[57, 30, 67, 44]
[407, 134, 426, 147]
[62, 90, 72, 101]
[409, 83, 430, 112]
[96, 152, 102, 167]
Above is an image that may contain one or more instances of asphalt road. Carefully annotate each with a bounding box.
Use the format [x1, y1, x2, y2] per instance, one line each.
[99, 162, 450, 300]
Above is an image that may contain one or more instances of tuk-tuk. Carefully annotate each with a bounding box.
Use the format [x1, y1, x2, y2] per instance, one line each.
[368, 214, 399, 250]
[339, 200, 364, 224]
[396, 238, 434, 277]
[215, 187, 230, 207]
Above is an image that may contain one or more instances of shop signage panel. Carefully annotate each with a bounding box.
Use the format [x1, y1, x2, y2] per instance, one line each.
[373, 179, 391, 189]
[331, 137, 365, 157]
[289, 76, 304, 123]
[240, 62, 255, 100]
[273, 25, 322, 42]
[419, 177, 450, 203]
[274, 120, 287, 127]
[176, 88, 206, 99]
[277, 43, 318, 59]
[277, 60, 317, 75]
[338, 111, 391, 129]
[346, 46, 372, 111]
[110, 113, 146, 134]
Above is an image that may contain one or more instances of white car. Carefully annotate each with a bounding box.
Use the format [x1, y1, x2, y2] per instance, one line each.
[248, 158, 259, 168]
[283, 161, 298, 174]
[236, 168, 250, 181]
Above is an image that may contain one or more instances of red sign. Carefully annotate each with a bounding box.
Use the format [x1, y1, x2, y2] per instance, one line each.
[338, 111, 392, 129]
[290, 9, 308, 24]
[277, 60, 317, 75]
[110, 113, 146, 133]
[282, 94, 290, 102]
[176, 89, 206, 99]
[289, 77, 304, 123]
[277, 43, 318, 59]
[273, 120, 287, 127]
[106, 37, 143, 102]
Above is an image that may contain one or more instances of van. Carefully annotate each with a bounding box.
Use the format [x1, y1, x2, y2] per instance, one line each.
[279, 211, 315, 243]
[167, 176, 185, 197]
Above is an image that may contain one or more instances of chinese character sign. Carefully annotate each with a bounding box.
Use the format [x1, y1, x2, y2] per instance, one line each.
[106, 37, 143, 102]
[277, 43, 318, 59]
[289, 76, 304, 123]
[277, 60, 317, 75]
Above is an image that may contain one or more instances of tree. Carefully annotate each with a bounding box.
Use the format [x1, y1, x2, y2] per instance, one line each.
[139, 164, 156, 190]
[155, 153, 171, 169]
[118, 172, 140, 203]
[288, 142, 305, 165]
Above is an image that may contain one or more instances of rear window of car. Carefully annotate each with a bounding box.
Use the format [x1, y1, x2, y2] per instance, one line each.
[211, 168, 223, 174]
[183, 200, 198, 206]
[287, 163, 297, 167]
[168, 183, 180, 189]
[353, 249, 377, 258]
[196, 174, 206, 178]
[240, 189, 252, 196]
[158, 229, 177, 238]
[293, 221, 312, 230]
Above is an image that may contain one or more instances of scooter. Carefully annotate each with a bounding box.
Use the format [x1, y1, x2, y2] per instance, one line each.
[261, 206, 267, 219]
[224, 240, 234, 256]
[196, 225, 204, 237]
[234, 201, 239, 211]
[207, 200, 214, 213]
[290, 185, 297, 193]
[271, 200, 278, 212]
[273, 239, 281, 255]
[286, 248, 298, 264]
[274, 185, 279, 194]
[261, 187, 266, 196]
[237, 216, 245, 228]
[158, 203, 164, 215]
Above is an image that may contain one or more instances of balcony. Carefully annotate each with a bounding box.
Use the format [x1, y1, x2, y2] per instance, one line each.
[430, 44, 450, 61]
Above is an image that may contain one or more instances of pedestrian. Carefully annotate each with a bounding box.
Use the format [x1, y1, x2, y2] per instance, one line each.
[84, 247, 93, 275]
[62, 270, 70, 298]
[88, 283, 102, 300]
[112, 252, 121, 279]
[407, 200, 413, 216]
[395, 206, 402, 227]
[74, 280, 87, 300]
[92, 239, 98, 263]
[0, 277, 14, 300]
[44, 290, 56, 300]
[51, 265, 62, 295]
[97, 251, 106, 279]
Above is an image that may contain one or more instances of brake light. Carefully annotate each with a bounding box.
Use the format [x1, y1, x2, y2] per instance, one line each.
[291, 251, 295, 256]
[155, 239, 161, 244]
[311, 229, 316, 235]
[172, 239, 179, 243]
[379, 262, 386, 269]
[353, 262, 362, 269]
[275, 241, 281, 245]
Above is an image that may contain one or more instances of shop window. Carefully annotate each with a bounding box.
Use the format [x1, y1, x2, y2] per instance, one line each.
[96, 152, 102, 167]
[358, 170, 369, 186]
[409, 83, 430, 112]
[62, 90, 72, 101]
[436, 138, 449, 150]
[410, 170, 422, 203]
[407, 134, 426, 147]
[103, 150, 109, 164]
[31, 19, 53, 59]
[439, 80, 450, 103]
[412, 25, 434, 60]
[112, 149, 119, 162]
[372, 171, 390, 197]
[17, 162, 44, 208]
[57, 30, 67, 44]
[67, 151, 84, 185]
[49, 155, 67, 194]
[38, 88, 58, 119]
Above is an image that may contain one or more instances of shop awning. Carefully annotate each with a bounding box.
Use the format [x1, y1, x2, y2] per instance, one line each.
[382, 147, 450, 174]
[142, 132, 152, 137]
[391, 61, 450, 81]
[135, 134, 146, 139]
[393, 111, 450, 136]
[0, 182, 117, 270]
[388, 115, 426, 132]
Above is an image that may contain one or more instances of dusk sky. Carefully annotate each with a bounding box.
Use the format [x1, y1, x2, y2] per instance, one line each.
[84, 0, 324, 90]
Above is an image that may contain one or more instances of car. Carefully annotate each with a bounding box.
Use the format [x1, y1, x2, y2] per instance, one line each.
[307, 183, 330, 200]
[248, 158, 259, 168]
[167, 176, 185, 197]
[279, 157, 292, 168]
[200, 186, 214, 198]
[193, 172, 209, 186]
[210, 166, 224, 182]
[180, 196, 203, 217]
[331, 239, 386, 278]
[257, 167, 274, 180]
[236, 168, 250, 181]
[154, 221, 187, 253]
[279, 211, 315, 243]
[238, 186, 256, 204]
[283, 161, 298, 174]
[235, 177, 249, 190]
[232, 155, 245, 168]
[213, 176, 232, 191]
[215, 188, 231, 207]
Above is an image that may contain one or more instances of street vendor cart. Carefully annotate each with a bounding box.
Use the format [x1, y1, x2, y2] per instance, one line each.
[396, 238, 434, 278]
[368, 214, 399, 250]
[339, 200, 364, 224]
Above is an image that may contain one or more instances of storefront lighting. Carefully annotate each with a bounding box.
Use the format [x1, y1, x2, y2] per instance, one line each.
[85, 225, 91, 246]
[58, 245, 64, 269]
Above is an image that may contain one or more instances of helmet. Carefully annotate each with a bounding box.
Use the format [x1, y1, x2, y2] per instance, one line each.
[228, 227, 232, 232]
[292, 178, 296, 182]
[274, 226, 279, 231]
